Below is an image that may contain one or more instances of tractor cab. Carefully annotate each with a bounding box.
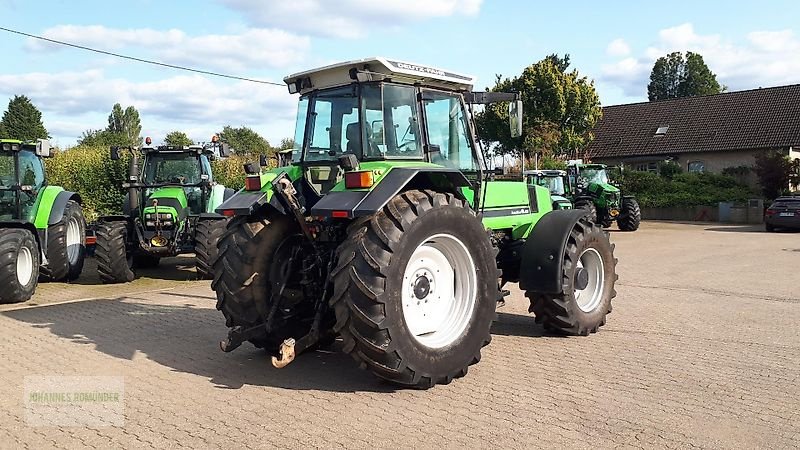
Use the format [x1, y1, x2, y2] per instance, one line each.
[524, 169, 572, 210]
[0, 139, 51, 222]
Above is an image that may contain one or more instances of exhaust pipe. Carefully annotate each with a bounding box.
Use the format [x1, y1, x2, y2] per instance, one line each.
[128, 151, 140, 213]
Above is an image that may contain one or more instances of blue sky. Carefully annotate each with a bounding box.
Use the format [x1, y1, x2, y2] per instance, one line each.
[1, 0, 799, 147]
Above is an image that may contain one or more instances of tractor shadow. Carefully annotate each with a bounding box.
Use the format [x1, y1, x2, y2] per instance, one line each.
[67, 255, 200, 285]
[2, 296, 393, 393]
[491, 312, 556, 339]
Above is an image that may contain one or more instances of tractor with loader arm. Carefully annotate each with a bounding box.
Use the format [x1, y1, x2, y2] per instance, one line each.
[95, 138, 234, 283]
[567, 160, 641, 231]
[0, 139, 86, 303]
[212, 58, 618, 388]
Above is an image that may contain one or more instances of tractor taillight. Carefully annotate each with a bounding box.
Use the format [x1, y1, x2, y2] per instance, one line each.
[222, 209, 235, 217]
[331, 210, 349, 218]
[245, 175, 262, 191]
[345, 170, 374, 189]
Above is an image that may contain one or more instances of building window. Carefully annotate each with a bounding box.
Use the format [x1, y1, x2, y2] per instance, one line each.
[634, 162, 658, 172]
[688, 160, 705, 173]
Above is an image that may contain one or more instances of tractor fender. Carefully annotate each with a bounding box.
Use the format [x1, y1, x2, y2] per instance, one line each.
[47, 191, 82, 226]
[622, 195, 637, 200]
[311, 167, 471, 218]
[518, 209, 589, 295]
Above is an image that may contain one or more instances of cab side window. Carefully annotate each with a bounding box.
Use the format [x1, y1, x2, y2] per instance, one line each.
[422, 91, 477, 171]
[18, 150, 46, 220]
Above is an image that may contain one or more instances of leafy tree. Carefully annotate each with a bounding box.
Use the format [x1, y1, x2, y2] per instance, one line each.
[218, 125, 273, 155]
[107, 103, 142, 146]
[164, 131, 193, 147]
[77, 129, 129, 147]
[277, 137, 295, 150]
[754, 150, 795, 199]
[648, 51, 723, 101]
[475, 54, 602, 161]
[0, 95, 49, 140]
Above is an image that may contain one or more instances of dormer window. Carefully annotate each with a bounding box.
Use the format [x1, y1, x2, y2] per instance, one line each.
[655, 126, 669, 136]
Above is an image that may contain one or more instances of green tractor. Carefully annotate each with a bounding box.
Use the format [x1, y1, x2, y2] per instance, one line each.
[95, 138, 234, 283]
[213, 58, 618, 388]
[525, 169, 573, 210]
[567, 160, 641, 231]
[0, 139, 86, 303]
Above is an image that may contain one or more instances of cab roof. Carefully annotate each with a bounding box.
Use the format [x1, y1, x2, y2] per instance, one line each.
[283, 57, 476, 94]
[523, 169, 567, 176]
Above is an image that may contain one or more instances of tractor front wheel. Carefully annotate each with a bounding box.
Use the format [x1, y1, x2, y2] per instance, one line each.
[96, 221, 134, 283]
[575, 199, 597, 223]
[618, 198, 641, 231]
[331, 190, 499, 388]
[41, 200, 86, 282]
[528, 218, 616, 335]
[195, 218, 228, 280]
[0, 229, 40, 304]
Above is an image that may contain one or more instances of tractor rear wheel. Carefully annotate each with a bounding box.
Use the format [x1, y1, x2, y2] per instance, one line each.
[618, 198, 641, 231]
[331, 190, 499, 388]
[0, 229, 40, 304]
[212, 214, 310, 352]
[41, 200, 86, 282]
[575, 199, 597, 223]
[528, 218, 616, 335]
[96, 221, 135, 283]
[195, 218, 228, 280]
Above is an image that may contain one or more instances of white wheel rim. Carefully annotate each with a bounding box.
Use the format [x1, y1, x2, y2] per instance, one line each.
[66, 217, 82, 265]
[401, 233, 477, 349]
[17, 245, 33, 286]
[575, 247, 605, 313]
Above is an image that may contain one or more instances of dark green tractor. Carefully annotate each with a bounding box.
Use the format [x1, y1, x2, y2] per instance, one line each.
[567, 161, 641, 231]
[0, 139, 86, 303]
[95, 139, 234, 283]
[212, 58, 618, 388]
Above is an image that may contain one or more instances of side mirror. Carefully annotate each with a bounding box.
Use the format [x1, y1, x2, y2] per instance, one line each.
[509, 99, 523, 138]
[259, 154, 268, 167]
[219, 142, 231, 158]
[110, 146, 121, 161]
[35, 139, 52, 157]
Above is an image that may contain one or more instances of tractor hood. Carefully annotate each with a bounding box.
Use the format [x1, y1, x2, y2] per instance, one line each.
[587, 182, 619, 196]
[143, 186, 188, 219]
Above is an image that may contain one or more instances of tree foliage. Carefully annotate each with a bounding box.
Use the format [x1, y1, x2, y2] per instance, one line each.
[0, 95, 49, 141]
[475, 54, 602, 160]
[77, 103, 143, 147]
[218, 125, 272, 155]
[754, 150, 798, 199]
[164, 131, 193, 147]
[647, 52, 723, 101]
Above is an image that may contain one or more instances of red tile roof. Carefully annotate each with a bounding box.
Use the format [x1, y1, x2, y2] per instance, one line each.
[586, 84, 800, 158]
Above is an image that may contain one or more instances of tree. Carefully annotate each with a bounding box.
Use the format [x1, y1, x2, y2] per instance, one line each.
[754, 150, 795, 199]
[475, 54, 602, 161]
[106, 104, 142, 146]
[164, 131, 193, 147]
[648, 51, 723, 101]
[0, 95, 49, 141]
[218, 125, 273, 155]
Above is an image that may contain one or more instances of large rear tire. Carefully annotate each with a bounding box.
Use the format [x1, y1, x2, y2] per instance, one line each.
[212, 214, 308, 351]
[96, 221, 134, 283]
[0, 229, 40, 304]
[41, 200, 86, 281]
[527, 218, 616, 335]
[195, 218, 228, 280]
[331, 190, 499, 388]
[617, 198, 641, 231]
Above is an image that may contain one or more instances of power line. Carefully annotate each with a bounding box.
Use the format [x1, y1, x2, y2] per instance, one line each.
[0, 26, 286, 87]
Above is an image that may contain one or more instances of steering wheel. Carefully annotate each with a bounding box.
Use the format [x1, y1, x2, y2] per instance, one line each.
[171, 175, 187, 184]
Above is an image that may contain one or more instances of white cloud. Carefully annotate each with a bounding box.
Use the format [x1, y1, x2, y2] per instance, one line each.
[220, 0, 483, 38]
[29, 25, 310, 72]
[601, 23, 800, 100]
[0, 70, 297, 144]
[606, 38, 630, 57]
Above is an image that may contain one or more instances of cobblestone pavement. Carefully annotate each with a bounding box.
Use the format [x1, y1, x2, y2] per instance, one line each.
[1, 222, 798, 449]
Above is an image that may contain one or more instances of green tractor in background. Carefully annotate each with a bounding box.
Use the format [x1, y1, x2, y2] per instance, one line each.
[525, 169, 573, 210]
[95, 138, 234, 283]
[567, 160, 641, 231]
[212, 58, 618, 388]
[0, 139, 86, 303]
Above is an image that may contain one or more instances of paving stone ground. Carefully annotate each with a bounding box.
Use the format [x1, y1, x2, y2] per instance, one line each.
[1, 222, 798, 449]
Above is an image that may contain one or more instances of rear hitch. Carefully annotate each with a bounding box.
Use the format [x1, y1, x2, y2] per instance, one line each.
[271, 338, 296, 368]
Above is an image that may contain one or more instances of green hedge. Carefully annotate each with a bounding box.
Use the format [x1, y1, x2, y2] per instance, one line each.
[620, 170, 758, 208]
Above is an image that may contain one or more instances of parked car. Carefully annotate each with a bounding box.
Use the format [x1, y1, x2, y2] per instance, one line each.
[764, 196, 800, 231]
